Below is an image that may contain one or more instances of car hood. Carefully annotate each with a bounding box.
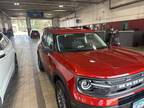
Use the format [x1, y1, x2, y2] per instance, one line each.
[61, 47, 144, 78]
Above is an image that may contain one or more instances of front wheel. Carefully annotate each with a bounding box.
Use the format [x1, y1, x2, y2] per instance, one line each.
[55, 81, 71, 108]
[0, 97, 2, 108]
[38, 54, 44, 72]
[15, 54, 18, 73]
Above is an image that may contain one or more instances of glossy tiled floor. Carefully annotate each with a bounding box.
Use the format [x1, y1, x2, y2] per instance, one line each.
[2, 36, 57, 108]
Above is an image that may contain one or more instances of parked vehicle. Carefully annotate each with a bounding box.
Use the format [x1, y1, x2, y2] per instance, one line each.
[0, 33, 18, 107]
[37, 28, 144, 108]
[30, 29, 40, 38]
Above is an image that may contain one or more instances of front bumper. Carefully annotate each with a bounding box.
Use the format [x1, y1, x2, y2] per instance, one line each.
[71, 101, 130, 108]
[71, 90, 144, 108]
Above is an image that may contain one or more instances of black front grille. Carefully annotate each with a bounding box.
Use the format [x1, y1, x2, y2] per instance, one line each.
[107, 72, 144, 96]
[78, 72, 144, 98]
[110, 72, 144, 85]
[119, 90, 144, 105]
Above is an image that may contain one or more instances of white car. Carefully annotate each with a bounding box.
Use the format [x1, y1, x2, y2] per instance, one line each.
[0, 33, 18, 107]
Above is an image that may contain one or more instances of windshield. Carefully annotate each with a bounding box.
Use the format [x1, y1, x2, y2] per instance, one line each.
[57, 33, 107, 52]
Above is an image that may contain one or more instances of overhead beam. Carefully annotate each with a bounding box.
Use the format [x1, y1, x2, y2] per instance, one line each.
[45, 0, 103, 4]
[109, 0, 143, 9]
[0, 9, 10, 17]
[0, 1, 76, 7]
[0, 0, 102, 6]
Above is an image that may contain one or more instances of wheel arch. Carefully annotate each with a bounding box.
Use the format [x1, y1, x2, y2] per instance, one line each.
[52, 71, 71, 97]
[53, 72, 72, 108]
[53, 73, 65, 86]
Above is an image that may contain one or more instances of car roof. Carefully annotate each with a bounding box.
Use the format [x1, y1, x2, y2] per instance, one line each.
[44, 28, 95, 35]
[31, 29, 39, 31]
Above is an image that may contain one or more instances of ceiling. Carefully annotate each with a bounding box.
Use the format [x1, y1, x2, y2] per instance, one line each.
[0, 0, 106, 18]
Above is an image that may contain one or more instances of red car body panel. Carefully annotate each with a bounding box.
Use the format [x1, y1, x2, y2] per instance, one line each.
[45, 28, 96, 35]
[44, 49, 144, 107]
[59, 47, 144, 78]
[38, 28, 144, 107]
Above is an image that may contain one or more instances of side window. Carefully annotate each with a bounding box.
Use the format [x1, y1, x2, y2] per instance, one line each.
[42, 32, 53, 49]
[42, 32, 47, 45]
[0, 33, 2, 41]
[0, 33, 3, 50]
[0, 33, 9, 50]
[47, 33, 53, 49]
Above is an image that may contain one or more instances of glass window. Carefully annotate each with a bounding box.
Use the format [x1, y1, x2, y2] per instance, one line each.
[42, 32, 53, 49]
[42, 32, 47, 45]
[57, 33, 107, 52]
[0, 33, 3, 41]
[121, 21, 128, 30]
[0, 33, 9, 50]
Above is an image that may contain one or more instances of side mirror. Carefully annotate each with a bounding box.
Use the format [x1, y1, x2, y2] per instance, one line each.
[0, 50, 5, 59]
[42, 47, 54, 53]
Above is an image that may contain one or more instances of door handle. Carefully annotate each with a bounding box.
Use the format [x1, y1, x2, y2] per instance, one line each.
[0, 53, 5, 59]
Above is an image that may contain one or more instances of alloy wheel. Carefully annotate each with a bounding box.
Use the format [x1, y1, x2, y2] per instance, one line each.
[56, 86, 67, 108]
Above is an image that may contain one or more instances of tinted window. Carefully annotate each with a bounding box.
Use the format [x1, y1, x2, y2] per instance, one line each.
[57, 33, 107, 52]
[0, 33, 2, 41]
[32, 31, 39, 33]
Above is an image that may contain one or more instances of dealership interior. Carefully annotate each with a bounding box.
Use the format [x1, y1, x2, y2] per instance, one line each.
[1, 0, 144, 108]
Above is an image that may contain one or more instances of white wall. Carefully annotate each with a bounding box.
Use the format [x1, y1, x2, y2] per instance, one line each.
[52, 18, 60, 27]
[60, 0, 144, 27]
[60, 14, 77, 27]
[0, 11, 12, 32]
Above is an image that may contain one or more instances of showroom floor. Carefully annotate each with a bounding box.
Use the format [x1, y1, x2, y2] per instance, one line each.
[2, 36, 57, 108]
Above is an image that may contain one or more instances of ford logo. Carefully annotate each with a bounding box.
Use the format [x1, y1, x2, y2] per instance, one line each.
[125, 77, 132, 82]
[118, 78, 144, 89]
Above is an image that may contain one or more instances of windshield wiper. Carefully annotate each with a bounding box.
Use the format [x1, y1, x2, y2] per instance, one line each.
[78, 49, 94, 52]
[63, 48, 94, 52]
[97, 46, 107, 49]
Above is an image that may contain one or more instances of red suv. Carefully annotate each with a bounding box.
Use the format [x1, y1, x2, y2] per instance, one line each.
[37, 28, 144, 108]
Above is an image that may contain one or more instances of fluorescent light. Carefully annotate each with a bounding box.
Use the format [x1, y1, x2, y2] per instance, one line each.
[44, 13, 53, 18]
[54, 10, 66, 12]
[14, 2, 20, 6]
[47, 14, 52, 16]
[59, 5, 64, 8]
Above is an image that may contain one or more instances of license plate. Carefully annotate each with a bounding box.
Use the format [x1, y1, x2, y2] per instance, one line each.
[133, 98, 144, 108]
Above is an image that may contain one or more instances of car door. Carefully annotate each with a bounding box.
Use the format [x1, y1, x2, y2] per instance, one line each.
[39, 31, 49, 71]
[40, 32, 55, 75]
[0, 33, 15, 102]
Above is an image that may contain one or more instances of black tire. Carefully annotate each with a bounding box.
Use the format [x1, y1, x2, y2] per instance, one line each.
[38, 54, 44, 72]
[15, 54, 18, 73]
[55, 80, 71, 108]
[0, 98, 2, 108]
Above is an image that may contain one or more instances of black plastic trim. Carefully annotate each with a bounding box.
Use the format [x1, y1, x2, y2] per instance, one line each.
[119, 90, 144, 105]
[0, 97, 2, 108]
[76, 73, 144, 98]
[0, 53, 5, 59]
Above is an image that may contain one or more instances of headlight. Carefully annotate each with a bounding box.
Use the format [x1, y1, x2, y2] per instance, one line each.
[79, 79, 92, 91]
[77, 77, 112, 97]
